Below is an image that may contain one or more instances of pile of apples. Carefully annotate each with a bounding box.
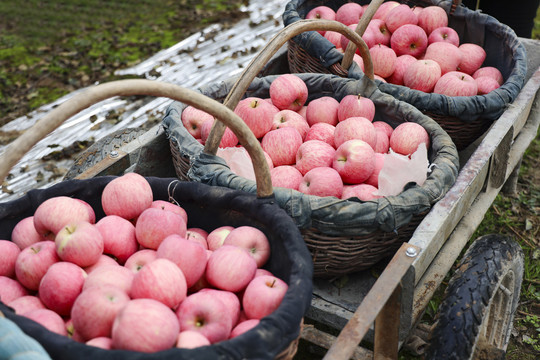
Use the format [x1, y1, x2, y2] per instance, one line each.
[306, 1, 505, 96]
[0, 173, 288, 353]
[182, 73, 430, 201]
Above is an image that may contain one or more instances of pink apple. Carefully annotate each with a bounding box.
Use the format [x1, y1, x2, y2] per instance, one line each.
[15, 240, 60, 291]
[135, 207, 187, 249]
[199, 288, 241, 328]
[222, 226, 270, 268]
[206, 245, 257, 293]
[428, 26, 460, 46]
[334, 117, 377, 149]
[124, 249, 157, 273]
[206, 225, 234, 251]
[386, 54, 417, 85]
[342, 183, 382, 201]
[7, 295, 46, 315]
[23, 308, 68, 336]
[175, 290, 232, 343]
[390, 122, 431, 156]
[403, 59, 442, 92]
[333, 139, 376, 184]
[475, 76, 501, 95]
[230, 319, 260, 339]
[84, 254, 119, 274]
[337, 95, 376, 122]
[417, 6, 448, 35]
[298, 167, 343, 198]
[324, 30, 343, 49]
[373, 121, 394, 139]
[95, 215, 138, 264]
[11, 216, 45, 250]
[305, 123, 336, 148]
[341, 23, 362, 51]
[270, 165, 303, 190]
[200, 118, 239, 147]
[33, 196, 95, 240]
[390, 24, 428, 57]
[157, 234, 207, 288]
[336, 3, 364, 26]
[373, 1, 400, 20]
[305, 5, 336, 35]
[412, 5, 424, 17]
[234, 97, 279, 138]
[83, 264, 134, 294]
[366, 19, 391, 47]
[55, 220, 104, 267]
[176, 331, 211, 349]
[261, 127, 303, 167]
[112, 298, 180, 352]
[424, 41, 462, 74]
[356, 26, 377, 50]
[181, 105, 214, 139]
[272, 109, 310, 140]
[458, 43, 486, 75]
[242, 275, 288, 320]
[0, 240, 20, 278]
[295, 140, 336, 175]
[71, 284, 130, 341]
[384, 4, 418, 33]
[374, 130, 390, 154]
[101, 173, 153, 221]
[130, 258, 187, 309]
[434, 71, 478, 97]
[150, 200, 188, 223]
[86, 337, 113, 349]
[370, 44, 397, 79]
[186, 228, 209, 249]
[352, 53, 365, 71]
[306, 96, 340, 127]
[0, 276, 29, 303]
[39, 261, 86, 316]
[269, 74, 308, 111]
[473, 66, 504, 85]
[297, 105, 307, 119]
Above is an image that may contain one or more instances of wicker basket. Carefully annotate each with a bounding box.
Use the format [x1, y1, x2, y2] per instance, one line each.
[283, 0, 528, 149]
[0, 80, 312, 360]
[163, 20, 460, 277]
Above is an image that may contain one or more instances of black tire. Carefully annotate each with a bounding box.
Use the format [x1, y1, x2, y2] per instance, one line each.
[425, 234, 524, 360]
[64, 127, 147, 179]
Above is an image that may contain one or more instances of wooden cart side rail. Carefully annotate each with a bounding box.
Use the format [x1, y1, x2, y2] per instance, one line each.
[408, 65, 540, 286]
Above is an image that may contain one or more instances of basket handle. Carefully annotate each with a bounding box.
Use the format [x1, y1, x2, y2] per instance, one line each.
[203, 19, 373, 156]
[0, 79, 274, 199]
[341, 0, 385, 70]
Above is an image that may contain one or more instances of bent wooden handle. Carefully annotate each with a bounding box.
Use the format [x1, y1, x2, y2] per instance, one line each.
[203, 18, 374, 156]
[0, 79, 273, 198]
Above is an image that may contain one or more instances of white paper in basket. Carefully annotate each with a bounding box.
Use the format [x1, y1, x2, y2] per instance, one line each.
[376, 143, 430, 197]
[216, 147, 256, 182]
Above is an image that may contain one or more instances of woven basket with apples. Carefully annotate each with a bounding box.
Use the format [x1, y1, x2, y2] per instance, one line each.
[283, 0, 528, 149]
[0, 80, 313, 360]
[163, 20, 460, 277]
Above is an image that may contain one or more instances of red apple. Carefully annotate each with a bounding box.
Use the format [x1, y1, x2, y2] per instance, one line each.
[112, 298, 180, 352]
[0, 240, 20, 278]
[366, 19, 391, 47]
[230, 319, 260, 339]
[473, 66, 504, 85]
[341, 23, 363, 51]
[434, 71, 478, 97]
[424, 41, 462, 74]
[181, 105, 214, 139]
[428, 26, 460, 46]
[374, 129, 390, 154]
[373, 121, 394, 139]
[269, 74, 308, 111]
[222, 226, 270, 268]
[205, 245, 257, 293]
[95, 215, 138, 265]
[390, 122, 431, 156]
[336, 3, 364, 26]
[101, 173, 153, 221]
[333, 139, 376, 184]
[458, 43, 486, 75]
[305, 122, 336, 148]
[82, 264, 134, 294]
[0, 275, 29, 303]
[186, 228, 209, 249]
[298, 167, 344, 198]
[234, 97, 279, 139]
[199, 288, 241, 328]
[334, 116, 377, 149]
[373, 1, 400, 20]
[55, 220, 104, 268]
[200, 118, 239, 147]
[124, 249, 157, 273]
[337, 95, 376, 122]
[39, 261, 86, 316]
[324, 30, 343, 49]
[14, 240, 60, 291]
[150, 200, 188, 223]
[386, 54, 417, 85]
[135, 207, 187, 250]
[157, 234, 207, 288]
[417, 6, 448, 35]
[384, 4, 418, 33]
[7, 295, 46, 315]
[370, 44, 397, 79]
[476, 76, 501, 94]
[295, 140, 336, 176]
[23, 308, 68, 336]
[261, 127, 303, 167]
[306, 96, 340, 127]
[130, 258, 187, 309]
[71, 284, 130, 341]
[176, 331, 211, 349]
[403, 59, 442, 92]
[390, 24, 428, 57]
[270, 165, 303, 190]
[11, 216, 45, 250]
[272, 109, 310, 140]
[242, 275, 288, 320]
[206, 225, 234, 251]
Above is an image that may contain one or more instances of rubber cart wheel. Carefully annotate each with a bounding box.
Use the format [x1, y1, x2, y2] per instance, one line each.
[64, 127, 146, 179]
[425, 234, 524, 360]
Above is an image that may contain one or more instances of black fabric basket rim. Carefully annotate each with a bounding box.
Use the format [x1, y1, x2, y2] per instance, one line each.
[0, 176, 313, 360]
